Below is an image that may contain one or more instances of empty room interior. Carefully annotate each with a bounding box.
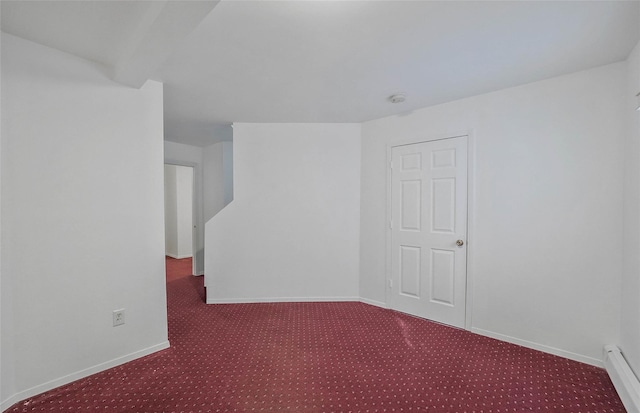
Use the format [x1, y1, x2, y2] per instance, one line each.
[2, 0, 640, 412]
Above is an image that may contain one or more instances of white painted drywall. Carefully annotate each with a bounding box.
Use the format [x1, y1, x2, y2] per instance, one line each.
[0, 7, 16, 408]
[164, 164, 193, 259]
[165, 121, 232, 148]
[203, 142, 224, 222]
[205, 123, 361, 303]
[164, 141, 204, 274]
[223, 141, 233, 205]
[1, 34, 167, 404]
[203, 141, 233, 222]
[621, 37, 640, 376]
[175, 165, 193, 258]
[360, 63, 626, 365]
[164, 164, 178, 257]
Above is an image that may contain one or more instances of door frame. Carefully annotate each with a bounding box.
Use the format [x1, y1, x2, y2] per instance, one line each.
[165, 160, 201, 276]
[385, 130, 476, 331]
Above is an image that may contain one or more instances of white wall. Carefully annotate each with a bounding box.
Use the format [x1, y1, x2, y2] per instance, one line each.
[205, 123, 361, 303]
[203, 143, 224, 222]
[164, 165, 178, 256]
[1, 34, 168, 407]
[164, 141, 204, 273]
[223, 141, 234, 206]
[175, 165, 193, 257]
[621, 38, 640, 376]
[164, 164, 193, 259]
[0, 8, 16, 407]
[360, 63, 626, 365]
[203, 140, 233, 222]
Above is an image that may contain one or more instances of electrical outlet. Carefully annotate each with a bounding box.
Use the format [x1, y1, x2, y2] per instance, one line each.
[112, 309, 125, 327]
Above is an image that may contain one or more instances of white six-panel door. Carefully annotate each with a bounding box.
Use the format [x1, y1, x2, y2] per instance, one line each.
[389, 136, 468, 328]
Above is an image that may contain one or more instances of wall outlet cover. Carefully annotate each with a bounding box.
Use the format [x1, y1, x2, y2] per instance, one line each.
[112, 309, 125, 327]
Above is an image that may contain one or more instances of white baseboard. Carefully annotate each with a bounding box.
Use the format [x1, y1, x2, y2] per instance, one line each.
[165, 253, 192, 260]
[1, 341, 170, 412]
[0, 394, 20, 412]
[604, 345, 640, 413]
[471, 327, 602, 367]
[206, 294, 602, 368]
[355, 299, 600, 367]
[359, 297, 388, 309]
[206, 296, 360, 304]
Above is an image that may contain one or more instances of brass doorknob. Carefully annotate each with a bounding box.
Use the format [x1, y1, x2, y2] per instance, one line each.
[456, 240, 464, 247]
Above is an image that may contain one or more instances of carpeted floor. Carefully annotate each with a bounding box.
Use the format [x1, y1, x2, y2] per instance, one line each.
[165, 256, 193, 282]
[6, 260, 625, 412]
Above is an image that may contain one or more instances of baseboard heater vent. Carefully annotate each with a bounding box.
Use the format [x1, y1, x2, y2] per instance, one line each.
[604, 345, 640, 413]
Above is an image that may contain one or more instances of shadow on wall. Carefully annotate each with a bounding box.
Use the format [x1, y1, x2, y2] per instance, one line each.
[203, 140, 234, 223]
[200, 138, 233, 276]
[164, 164, 194, 260]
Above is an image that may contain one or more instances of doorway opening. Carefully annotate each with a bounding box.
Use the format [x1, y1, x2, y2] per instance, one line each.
[164, 164, 196, 280]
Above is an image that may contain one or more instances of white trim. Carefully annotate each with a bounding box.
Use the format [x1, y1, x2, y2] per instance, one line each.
[359, 298, 388, 309]
[1, 395, 20, 412]
[472, 327, 602, 367]
[165, 253, 193, 260]
[464, 130, 476, 331]
[604, 345, 640, 413]
[207, 296, 387, 308]
[206, 296, 360, 304]
[384, 140, 392, 309]
[0, 341, 170, 412]
[206, 295, 601, 367]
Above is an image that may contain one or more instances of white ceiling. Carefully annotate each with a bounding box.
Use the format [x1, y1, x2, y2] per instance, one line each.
[2, 1, 640, 146]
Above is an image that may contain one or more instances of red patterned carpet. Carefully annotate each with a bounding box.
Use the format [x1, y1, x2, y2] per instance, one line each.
[6, 262, 625, 412]
[165, 256, 193, 282]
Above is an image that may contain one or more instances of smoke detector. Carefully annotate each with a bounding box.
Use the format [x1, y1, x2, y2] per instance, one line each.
[388, 94, 406, 104]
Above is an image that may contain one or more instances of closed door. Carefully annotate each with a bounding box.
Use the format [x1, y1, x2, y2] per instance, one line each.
[389, 136, 468, 328]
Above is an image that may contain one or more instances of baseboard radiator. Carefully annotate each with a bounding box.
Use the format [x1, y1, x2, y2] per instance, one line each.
[604, 345, 640, 413]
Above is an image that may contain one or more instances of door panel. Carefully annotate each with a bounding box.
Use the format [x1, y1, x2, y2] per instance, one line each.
[430, 248, 455, 305]
[401, 180, 422, 230]
[400, 246, 421, 297]
[432, 178, 456, 233]
[389, 136, 468, 328]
